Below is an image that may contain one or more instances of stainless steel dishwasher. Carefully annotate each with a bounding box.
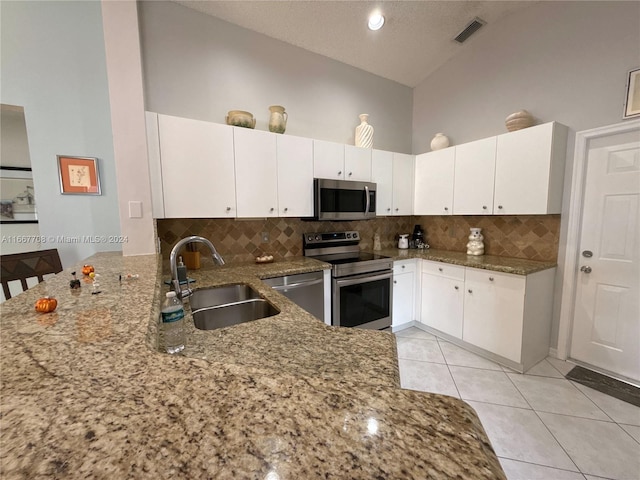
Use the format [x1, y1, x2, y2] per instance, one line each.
[263, 271, 324, 321]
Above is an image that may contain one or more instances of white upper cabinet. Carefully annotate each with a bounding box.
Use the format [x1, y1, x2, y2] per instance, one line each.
[157, 114, 236, 218]
[371, 149, 394, 216]
[313, 139, 345, 180]
[344, 145, 372, 181]
[144, 112, 165, 218]
[392, 153, 415, 215]
[494, 122, 568, 214]
[234, 127, 278, 218]
[453, 137, 497, 215]
[277, 134, 314, 217]
[414, 148, 455, 215]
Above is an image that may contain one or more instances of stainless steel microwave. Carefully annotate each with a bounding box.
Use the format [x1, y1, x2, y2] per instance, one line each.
[313, 178, 376, 221]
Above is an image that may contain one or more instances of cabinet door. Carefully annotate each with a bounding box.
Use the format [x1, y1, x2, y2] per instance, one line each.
[371, 150, 393, 216]
[313, 140, 345, 180]
[277, 134, 314, 217]
[420, 273, 464, 338]
[344, 145, 372, 181]
[145, 112, 164, 218]
[234, 128, 278, 218]
[494, 122, 567, 214]
[393, 271, 415, 328]
[453, 137, 497, 215]
[414, 149, 454, 215]
[158, 114, 236, 218]
[393, 153, 415, 215]
[463, 268, 525, 362]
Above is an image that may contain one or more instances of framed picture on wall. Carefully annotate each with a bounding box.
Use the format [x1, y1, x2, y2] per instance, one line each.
[0, 167, 38, 224]
[623, 68, 640, 119]
[57, 155, 101, 195]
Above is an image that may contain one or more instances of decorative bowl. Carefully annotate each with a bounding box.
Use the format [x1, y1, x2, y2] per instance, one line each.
[505, 110, 535, 132]
[226, 110, 256, 129]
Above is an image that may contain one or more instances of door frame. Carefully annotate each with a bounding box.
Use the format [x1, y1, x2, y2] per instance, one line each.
[556, 119, 640, 360]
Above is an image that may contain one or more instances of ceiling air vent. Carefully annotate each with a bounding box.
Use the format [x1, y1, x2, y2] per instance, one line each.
[454, 17, 486, 43]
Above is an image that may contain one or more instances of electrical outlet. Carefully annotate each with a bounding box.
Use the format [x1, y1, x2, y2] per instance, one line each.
[261, 232, 269, 243]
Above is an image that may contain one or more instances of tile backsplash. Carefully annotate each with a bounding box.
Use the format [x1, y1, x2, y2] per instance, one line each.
[157, 215, 560, 263]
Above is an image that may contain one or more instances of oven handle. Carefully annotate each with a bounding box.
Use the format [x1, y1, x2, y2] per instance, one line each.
[270, 278, 324, 291]
[364, 185, 370, 214]
[334, 270, 393, 287]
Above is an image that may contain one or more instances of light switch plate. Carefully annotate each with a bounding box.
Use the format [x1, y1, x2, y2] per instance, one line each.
[128, 201, 143, 218]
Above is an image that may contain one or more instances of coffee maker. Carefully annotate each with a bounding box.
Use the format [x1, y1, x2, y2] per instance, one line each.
[412, 225, 427, 249]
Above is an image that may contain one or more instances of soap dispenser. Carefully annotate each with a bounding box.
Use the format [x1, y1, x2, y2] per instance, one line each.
[177, 256, 188, 284]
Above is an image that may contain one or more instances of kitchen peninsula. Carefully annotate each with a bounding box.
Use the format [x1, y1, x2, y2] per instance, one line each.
[0, 252, 505, 479]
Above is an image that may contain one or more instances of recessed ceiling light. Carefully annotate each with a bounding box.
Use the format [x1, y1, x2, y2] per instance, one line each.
[368, 12, 385, 31]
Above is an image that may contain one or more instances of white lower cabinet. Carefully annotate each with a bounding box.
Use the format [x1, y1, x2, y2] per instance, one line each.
[420, 262, 465, 338]
[392, 260, 418, 328]
[419, 260, 556, 372]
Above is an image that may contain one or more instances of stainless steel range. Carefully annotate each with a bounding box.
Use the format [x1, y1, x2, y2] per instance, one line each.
[303, 231, 393, 330]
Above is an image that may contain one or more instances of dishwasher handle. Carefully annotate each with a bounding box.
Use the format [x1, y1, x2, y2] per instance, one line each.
[270, 278, 323, 291]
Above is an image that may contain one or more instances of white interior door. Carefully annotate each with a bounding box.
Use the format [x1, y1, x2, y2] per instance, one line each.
[570, 136, 640, 383]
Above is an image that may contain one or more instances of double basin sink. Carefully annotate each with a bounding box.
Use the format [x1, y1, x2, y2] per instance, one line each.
[189, 284, 279, 330]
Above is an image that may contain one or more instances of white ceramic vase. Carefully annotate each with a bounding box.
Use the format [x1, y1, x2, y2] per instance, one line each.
[466, 227, 485, 256]
[268, 105, 288, 134]
[430, 133, 450, 151]
[355, 114, 373, 148]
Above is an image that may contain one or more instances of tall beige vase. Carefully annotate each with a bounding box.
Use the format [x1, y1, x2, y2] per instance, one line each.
[355, 114, 374, 148]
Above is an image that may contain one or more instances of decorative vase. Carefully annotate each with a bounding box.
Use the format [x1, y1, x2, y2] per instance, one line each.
[268, 105, 288, 134]
[355, 114, 373, 148]
[505, 110, 535, 132]
[466, 228, 485, 256]
[430, 133, 450, 151]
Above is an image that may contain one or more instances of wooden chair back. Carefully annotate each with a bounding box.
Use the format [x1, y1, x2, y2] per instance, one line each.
[1, 249, 63, 300]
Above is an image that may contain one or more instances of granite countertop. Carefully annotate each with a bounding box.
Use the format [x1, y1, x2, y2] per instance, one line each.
[0, 251, 505, 479]
[376, 247, 557, 275]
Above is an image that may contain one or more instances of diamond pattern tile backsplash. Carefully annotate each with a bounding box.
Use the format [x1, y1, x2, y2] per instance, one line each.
[157, 215, 560, 263]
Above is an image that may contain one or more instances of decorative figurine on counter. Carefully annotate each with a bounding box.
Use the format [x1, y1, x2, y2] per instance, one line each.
[35, 296, 57, 313]
[70, 271, 81, 289]
[466, 228, 485, 256]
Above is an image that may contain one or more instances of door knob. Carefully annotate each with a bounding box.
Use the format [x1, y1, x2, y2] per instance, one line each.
[582, 250, 593, 258]
[580, 265, 592, 274]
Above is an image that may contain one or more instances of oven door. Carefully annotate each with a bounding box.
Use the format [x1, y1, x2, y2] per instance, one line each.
[333, 270, 392, 330]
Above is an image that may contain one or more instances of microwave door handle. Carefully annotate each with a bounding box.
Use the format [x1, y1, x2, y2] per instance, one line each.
[364, 185, 370, 214]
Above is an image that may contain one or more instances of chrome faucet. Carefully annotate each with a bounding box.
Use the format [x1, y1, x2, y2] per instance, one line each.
[169, 236, 225, 299]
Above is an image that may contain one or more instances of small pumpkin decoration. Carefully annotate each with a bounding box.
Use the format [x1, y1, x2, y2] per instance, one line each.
[35, 296, 58, 313]
[82, 265, 95, 276]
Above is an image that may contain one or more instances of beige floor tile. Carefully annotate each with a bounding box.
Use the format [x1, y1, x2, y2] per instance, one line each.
[395, 336, 445, 363]
[398, 358, 459, 397]
[539, 412, 640, 480]
[451, 366, 529, 408]
[619, 423, 640, 443]
[499, 458, 586, 479]
[508, 374, 610, 421]
[394, 326, 437, 340]
[438, 340, 503, 371]
[467, 401, 578, 471]
[570, 382, 640, 427]
[546, 356, 577, 376]
[524, 358, 566, 378]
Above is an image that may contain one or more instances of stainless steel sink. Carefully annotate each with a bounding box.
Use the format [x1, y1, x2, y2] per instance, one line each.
[189, 284, 279, 330]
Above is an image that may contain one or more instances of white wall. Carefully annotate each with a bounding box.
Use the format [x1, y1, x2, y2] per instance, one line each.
[413, 1, 640, 153]
[138, 1, 413, 154]
[1, 0, 121, 267]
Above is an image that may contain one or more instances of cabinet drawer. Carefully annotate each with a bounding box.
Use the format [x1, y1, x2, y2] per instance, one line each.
[421, 260, 465, 280]
[393, 260, 416, 275]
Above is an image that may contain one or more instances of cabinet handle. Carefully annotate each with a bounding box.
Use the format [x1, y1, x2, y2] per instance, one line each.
[226, 206, 231, 212]
[401, 265, 405, 269]
[454, 285, 459, 290]
[444, 207, 449, 211]
[482, 205, 487, 210]
[395, 208, 399, 212]
[338, 171, 342, 176]
[468, 289, 473, 294]
[387, 208, 391, 212]
[393, 280, 397, 284]
[283, 207, 288, 212]
[270, 207, 275, 212]
[348, 172, 353, 177]
[489, 276, 494, 281]
[438, 267, 443, 272]
[498, 205, 503, 210]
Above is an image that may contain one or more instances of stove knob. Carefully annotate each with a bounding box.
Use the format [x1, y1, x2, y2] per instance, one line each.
[353, 232, 358, 239]
[315, 235, 320, 241]
[346, 233, 351, 238]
